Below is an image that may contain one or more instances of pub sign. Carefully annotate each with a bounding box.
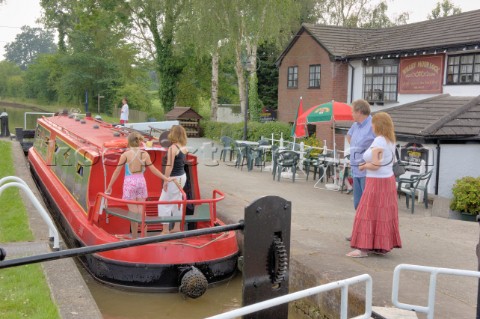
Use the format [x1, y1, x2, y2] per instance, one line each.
[399, 55, 444, 94]
[400, 142, 429, 167]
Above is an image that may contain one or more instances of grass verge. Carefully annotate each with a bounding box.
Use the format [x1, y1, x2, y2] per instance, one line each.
[0, 140, 60, 319]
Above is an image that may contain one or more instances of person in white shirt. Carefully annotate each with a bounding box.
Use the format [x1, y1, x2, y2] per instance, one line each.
[120, 98, 129, 125]
[346, 112, 402, 258]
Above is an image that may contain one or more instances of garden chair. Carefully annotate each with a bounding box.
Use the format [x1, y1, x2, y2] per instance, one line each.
[397, 170, 433, 214]
[275, 150, 300, 182]
[219, 136, 234, 162]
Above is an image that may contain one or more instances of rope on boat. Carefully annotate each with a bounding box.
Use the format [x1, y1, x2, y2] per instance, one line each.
[0, 222, 244, 269]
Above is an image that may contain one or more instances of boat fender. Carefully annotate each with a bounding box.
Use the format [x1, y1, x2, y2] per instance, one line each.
[178, 266, 208, 299]
[104, 138, 128, 149]
[0, 247, 5, 261]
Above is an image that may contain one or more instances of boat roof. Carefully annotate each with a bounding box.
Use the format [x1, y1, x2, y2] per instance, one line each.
[40, 115, 138, 150]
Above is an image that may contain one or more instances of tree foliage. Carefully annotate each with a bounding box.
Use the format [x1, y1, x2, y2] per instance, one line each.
[127, 0, 186, 113]
[0, 61, 23, 98]
[428, 0, 462, 19]
[317, 0, 408, 27]
[4, 26, 56, 70]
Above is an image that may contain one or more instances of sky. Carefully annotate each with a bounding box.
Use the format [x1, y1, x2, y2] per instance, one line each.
[1, 0, 480, 59]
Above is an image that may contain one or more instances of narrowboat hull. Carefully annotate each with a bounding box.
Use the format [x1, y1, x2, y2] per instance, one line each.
[27, 115, 239, 293]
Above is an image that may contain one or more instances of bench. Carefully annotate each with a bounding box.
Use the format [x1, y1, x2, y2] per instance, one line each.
[104, 204, 212, 225]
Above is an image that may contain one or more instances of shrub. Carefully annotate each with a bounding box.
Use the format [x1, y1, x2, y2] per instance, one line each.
[200, 120, 292, 142]
[301, 134, 324, 157]
[450, 176, 480, 215]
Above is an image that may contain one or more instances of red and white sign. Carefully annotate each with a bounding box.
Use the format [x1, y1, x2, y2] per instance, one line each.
[399, 55, 444, 94]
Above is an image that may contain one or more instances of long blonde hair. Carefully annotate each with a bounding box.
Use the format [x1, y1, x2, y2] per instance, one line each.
[168, 125, 187, 145]
[372, 112, 396, 143]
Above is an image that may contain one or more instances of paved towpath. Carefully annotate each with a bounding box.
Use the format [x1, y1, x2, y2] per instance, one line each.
[190, 138, 479, 319]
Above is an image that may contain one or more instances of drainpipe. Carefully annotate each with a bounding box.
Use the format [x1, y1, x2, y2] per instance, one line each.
[348, 62, 355, 103]
[435, 140, 441, 195]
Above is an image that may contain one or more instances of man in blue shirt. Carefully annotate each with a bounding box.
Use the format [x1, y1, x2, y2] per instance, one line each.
[346, 99, 375, 240]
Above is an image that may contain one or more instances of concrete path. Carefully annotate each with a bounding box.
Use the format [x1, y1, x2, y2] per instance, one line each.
[190, 138, 479, 319]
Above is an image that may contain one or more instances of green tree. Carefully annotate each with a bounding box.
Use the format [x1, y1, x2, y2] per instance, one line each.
[183, 0, 299, 123]
[0, 61, 23, 98]
[317, 0, 408, 27]
[24, 54, 58, 102]
[39, 0, 148, 110]
[4, 26, 56, 70]
[128, 0, 186, 113]
[428, 0, 462, 19]
[257, 43, 280, 110]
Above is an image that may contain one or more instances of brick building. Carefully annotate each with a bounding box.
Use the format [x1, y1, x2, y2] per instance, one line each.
[276, 10, 480, 198]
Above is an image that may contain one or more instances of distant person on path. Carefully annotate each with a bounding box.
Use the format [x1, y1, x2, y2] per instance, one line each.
[106, 132, 171, 238]
[346, 112, 401, 258]
[158, 125, 188, 234]
[345, 99, 375, 241]
[120, 98, 129, 125]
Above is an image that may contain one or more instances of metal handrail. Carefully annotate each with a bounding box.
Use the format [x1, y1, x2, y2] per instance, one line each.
[0, 222, 243, 269]
[90, 186, 225, 236]
[206, 274, 373, 319]
[23, 112, 55, 130]
[392, 263, 480, 319]
[0, 176, 60, 249]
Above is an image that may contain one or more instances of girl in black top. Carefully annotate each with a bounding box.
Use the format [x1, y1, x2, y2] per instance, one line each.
[158, 125, 188, 233]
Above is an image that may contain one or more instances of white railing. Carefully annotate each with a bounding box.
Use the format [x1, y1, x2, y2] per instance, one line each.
[0, 176, 60, 249]
[205, 274, 372, 319]
[24, 112, 55, 130]
[392, 263, 480, 319]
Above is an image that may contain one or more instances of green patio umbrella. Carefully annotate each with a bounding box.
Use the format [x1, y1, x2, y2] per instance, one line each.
[297, 101, 354, 188]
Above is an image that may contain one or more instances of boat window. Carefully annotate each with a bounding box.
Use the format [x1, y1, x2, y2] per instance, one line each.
[76, 163, 84, 177]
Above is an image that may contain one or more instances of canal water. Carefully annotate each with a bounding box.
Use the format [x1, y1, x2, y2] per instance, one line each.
[83, 270, 244, 318]
[0, 102, 52, 131]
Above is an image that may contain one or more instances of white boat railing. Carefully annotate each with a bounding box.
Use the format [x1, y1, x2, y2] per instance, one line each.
[205, 274, 372, 319]
[392, 263, 480, 319]
[23, 112, 55, 130]
[0, 176, 60, 250]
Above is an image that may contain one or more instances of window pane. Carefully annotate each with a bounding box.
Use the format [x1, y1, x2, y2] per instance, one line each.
[474, 74, 480, 83]
[461, 55, 474, 64]
[373, 66, 383, 74]
[475, 55, 480, 63]
[475, 64, 480, 72]
[461, 65, 473, 73]
[453, 74, 458, 82]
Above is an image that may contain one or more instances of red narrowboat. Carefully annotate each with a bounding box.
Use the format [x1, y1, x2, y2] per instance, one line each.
[28, 113, 239, 296]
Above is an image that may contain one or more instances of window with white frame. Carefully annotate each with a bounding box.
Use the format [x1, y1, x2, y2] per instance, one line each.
[446, 54, 480, 84]
[363, 61, 398, 103]
[309, 64, 321, 88]
[287, 66, 298, 88]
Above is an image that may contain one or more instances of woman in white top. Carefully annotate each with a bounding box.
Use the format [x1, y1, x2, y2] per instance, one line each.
[346, 112, 402, 258]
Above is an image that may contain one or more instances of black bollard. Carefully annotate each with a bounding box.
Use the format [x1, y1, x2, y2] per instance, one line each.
[242, 196, 291, 319]
[0, 111, 10, 137]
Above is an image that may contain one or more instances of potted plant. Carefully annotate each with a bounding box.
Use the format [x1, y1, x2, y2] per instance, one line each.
[450, 176, 480, 221]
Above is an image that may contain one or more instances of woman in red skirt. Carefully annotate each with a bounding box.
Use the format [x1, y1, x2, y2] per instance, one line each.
[346, 112, 402, 258]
